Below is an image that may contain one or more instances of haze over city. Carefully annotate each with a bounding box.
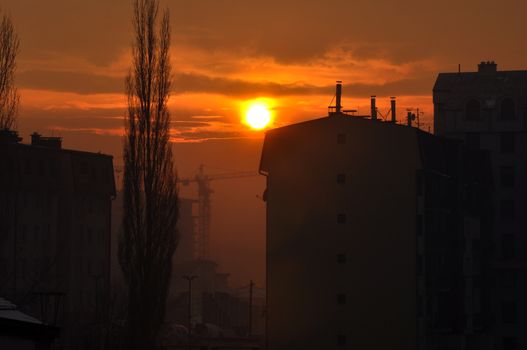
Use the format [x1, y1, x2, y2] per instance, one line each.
[7, 0, 526, 287]
[1, 1, 527, 349]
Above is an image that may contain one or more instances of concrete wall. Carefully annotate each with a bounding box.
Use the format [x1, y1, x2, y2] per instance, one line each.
[262, 117, 420, 350]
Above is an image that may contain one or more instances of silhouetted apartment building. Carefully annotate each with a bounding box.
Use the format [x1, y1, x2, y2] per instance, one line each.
[259, 87, 492, 350]
[0, 130, 116, 349]
[434, 61, 527, 350]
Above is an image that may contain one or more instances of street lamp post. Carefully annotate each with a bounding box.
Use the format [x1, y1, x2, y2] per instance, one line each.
[182, 275, 197, 350]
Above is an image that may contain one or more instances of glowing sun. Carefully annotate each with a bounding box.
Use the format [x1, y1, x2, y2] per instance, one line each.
[244, 102, 272, 130]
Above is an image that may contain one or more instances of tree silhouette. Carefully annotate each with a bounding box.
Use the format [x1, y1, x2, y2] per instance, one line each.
[119, 0, 179, 349]
[0, 10, 19, 130]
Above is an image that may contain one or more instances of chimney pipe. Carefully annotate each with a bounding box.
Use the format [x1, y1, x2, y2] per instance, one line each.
[390, 97, 396, 123]
[370, 96, 377, 120]
[336, 81, 342, 114]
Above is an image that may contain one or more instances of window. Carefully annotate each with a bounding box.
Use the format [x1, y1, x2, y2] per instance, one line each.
[337, 133, 346, 144]
[38, 161, 45, 176]
[500, 166, 515, 187]
[500, 200, 515, 221]
[33, 226, 39, 242]
[20, 259, 27, 281]
[337, 334, 346, 346]
[466, 99, 481, 121]
[337, 213, 346, 224]
[500, 98, 516, 120]
[472, 238, 481, 251]
[21, 224, 27, 241]
[501, 235, 515, 260]
[337, 294, 347, 304]
[337, 173, 346, 185]
[417, 255, 423, 275]
[503, 337, 517, 350]
[87, 228, 93, 244]
[416, 171, 423, 195]
[500, 270, 518, 288]
[417, 215, 423, 236]
[88, 199, 94, 214]
[501, 301, 517, 324]
[473, 275, 482, 289]
[50, 159, 58, 176]
[79, 225, 84, 246]
[466, 133, 480, 149]
[337, 254, 346, 264]
[500, 133, 515, 154]
[24, 158, 32, 175]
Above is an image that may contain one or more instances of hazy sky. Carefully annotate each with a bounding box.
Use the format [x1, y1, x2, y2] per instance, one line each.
[6, 0, 527, 285]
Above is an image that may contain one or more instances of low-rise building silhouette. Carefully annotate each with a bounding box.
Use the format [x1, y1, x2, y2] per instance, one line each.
[0, 130, 116, 349]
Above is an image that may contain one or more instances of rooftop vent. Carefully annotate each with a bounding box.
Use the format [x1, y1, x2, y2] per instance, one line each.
[31, 132, 62, 149]
[478, 61, 497, 74]
[328, 81, 343, 116]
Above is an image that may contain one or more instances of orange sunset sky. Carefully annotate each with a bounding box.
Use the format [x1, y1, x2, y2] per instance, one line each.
[6, 0, 527, 286]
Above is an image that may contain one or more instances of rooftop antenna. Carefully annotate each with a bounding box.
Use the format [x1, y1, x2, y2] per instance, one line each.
[406, 108, 416, 127]
[370, 95, 377, 120]
[336, 81, 342, 114]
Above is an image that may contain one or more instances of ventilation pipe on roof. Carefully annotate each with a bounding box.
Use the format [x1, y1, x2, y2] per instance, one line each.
[335, 81, 342, 114]
[370, 96, 377, 120]
[390, 97, 396, 123]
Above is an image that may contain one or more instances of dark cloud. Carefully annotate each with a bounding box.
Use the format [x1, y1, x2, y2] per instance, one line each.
[17, 69, 124, 94]
[11, 0, 130, 66]
[4, 0, 526, 72]
[168, 0, 527, 66]
[17, 67, 433, 98]
[345, 77, 433, 97]
[171, 120, 211, 128]
[173, 130, 244, 142]
[173, 72, 328, 97]
[174, 72, 432, 98]
[19, 116, 122, 133]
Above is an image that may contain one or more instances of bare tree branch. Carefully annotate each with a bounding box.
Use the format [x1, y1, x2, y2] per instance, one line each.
[0, 11, 19, 130]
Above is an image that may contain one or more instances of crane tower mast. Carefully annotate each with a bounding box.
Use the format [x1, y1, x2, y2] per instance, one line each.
[179, 165, 257, 260]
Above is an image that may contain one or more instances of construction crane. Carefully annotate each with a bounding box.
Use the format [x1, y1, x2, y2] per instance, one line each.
[178, 165, 258, 260]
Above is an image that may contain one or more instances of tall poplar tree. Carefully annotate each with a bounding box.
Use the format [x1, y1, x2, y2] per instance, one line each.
[0, 10, 19, 130]
[119, 0, 178, 348]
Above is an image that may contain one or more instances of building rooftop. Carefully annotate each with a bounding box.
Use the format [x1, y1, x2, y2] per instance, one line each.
[0, 129, 116, 196]
[260, 113, 459, 177]
[0, 297, 42, 324]
[434, 62, 527, 92]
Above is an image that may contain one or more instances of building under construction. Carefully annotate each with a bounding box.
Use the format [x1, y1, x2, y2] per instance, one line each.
[178, 165, 256, 261]
[165, 166, 264, 340]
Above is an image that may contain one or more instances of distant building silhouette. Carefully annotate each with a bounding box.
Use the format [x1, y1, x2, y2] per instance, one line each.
[110, 190, 263, 340]
[0, 130, 116, 349]
[434, 61, 527, 350]
[259, 84, 492, 350]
